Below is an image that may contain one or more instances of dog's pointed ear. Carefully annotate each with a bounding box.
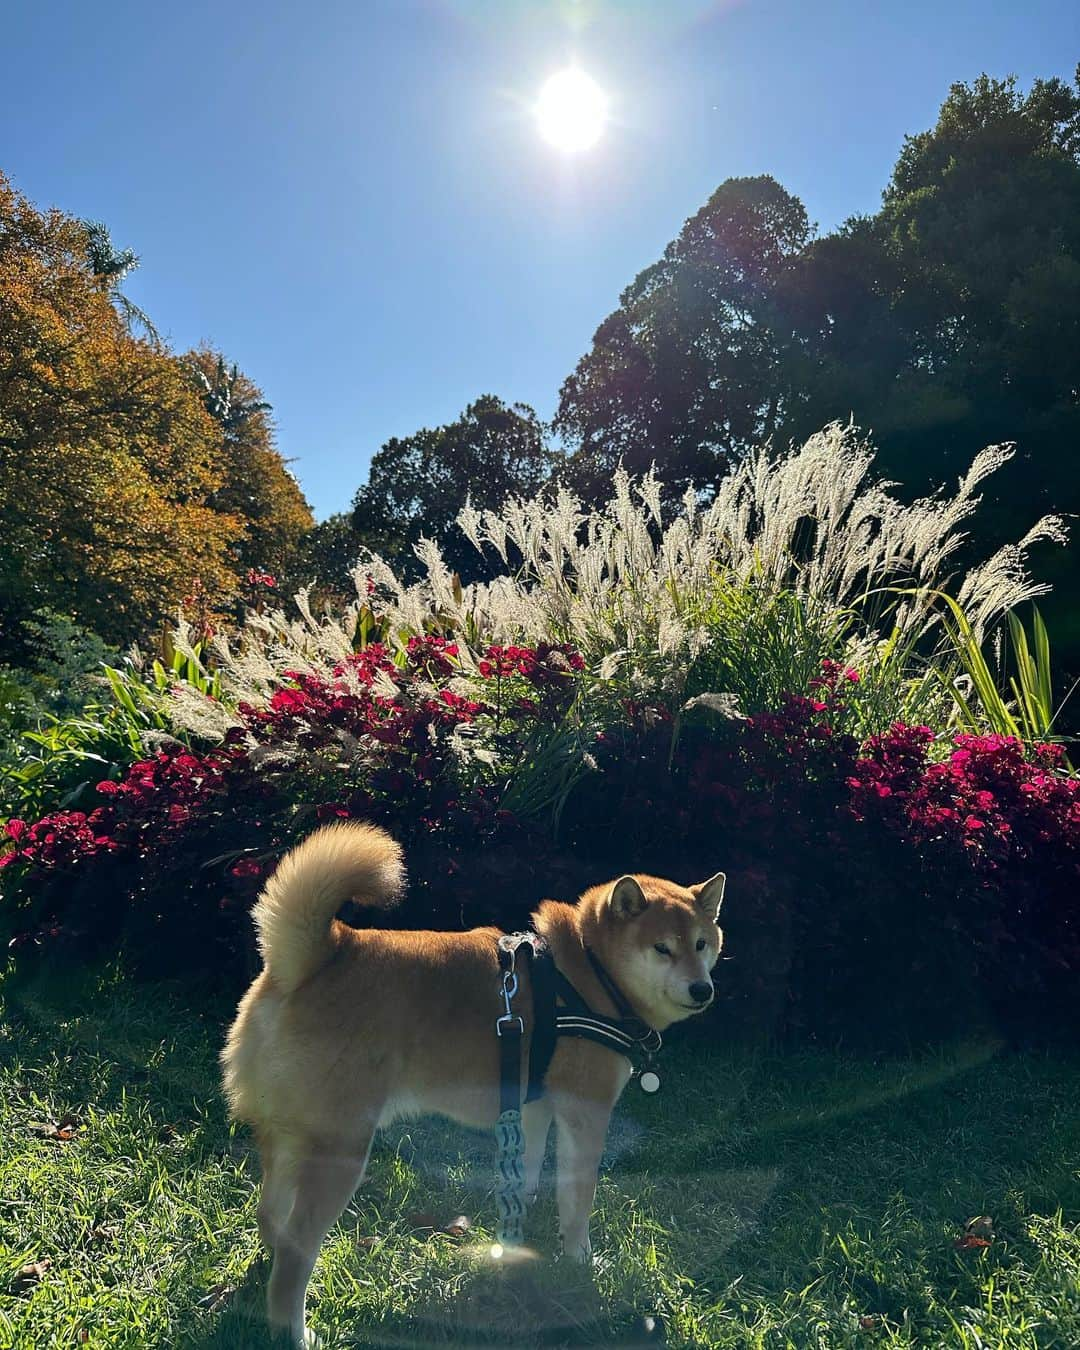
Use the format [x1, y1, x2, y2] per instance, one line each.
[609, 875, 648, 920]
[691, 872, 726, 921]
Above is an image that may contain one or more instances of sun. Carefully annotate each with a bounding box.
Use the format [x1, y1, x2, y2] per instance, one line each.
[535, 68, 608, 153]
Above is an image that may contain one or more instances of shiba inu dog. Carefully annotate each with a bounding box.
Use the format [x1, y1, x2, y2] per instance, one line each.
[221, 821, 725, 1347]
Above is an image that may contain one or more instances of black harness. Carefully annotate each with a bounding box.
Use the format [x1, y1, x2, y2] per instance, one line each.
[496, 931, 663, 1111]
[491, 930, 664, 1247]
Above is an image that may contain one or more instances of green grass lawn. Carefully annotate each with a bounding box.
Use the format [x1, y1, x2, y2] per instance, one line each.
[2, 963, 1080, 1349]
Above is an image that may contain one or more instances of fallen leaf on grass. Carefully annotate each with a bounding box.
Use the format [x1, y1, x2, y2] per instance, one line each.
[954, 1214, 994, 1250]
[197, 1282, 236, 1313]
[28, 1115, 82, 1142]
[406, 1211, 473, 1240]
[14, 1258, 51, 1288]
[859, 1314, 880, 1330]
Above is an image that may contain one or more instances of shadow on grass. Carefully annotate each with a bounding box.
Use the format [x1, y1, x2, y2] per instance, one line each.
[179, 1261, 667, 1350]
[6, 963, 1080, 1348]
[0, 958, 235, 1125]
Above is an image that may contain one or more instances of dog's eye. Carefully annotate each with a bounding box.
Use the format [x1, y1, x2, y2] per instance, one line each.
[696, 938, 707, 952]
[654, 943, 672, 957]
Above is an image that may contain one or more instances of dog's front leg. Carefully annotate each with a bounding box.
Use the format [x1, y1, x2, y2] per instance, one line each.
[553, 1099, 610, 1263]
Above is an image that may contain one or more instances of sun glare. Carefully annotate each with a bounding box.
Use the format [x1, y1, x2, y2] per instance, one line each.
[535, 68, 608, 152]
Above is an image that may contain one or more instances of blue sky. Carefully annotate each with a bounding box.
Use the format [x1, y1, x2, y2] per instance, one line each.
[5, 0, 1078, 521]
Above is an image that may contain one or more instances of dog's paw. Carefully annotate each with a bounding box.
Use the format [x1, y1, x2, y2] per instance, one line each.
[269, 1325, 320, 1350]
[556, 1235, 594, 1266]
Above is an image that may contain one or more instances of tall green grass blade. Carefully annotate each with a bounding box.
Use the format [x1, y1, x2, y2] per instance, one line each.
[1034, 607, 1053, 720]
[934, 592, 1022, 739]
[104, 666, 140, 718]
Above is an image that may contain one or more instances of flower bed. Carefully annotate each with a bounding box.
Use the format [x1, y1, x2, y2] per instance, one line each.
[3, 645, 1076, 1044]
[2, 433, 1077, 1042]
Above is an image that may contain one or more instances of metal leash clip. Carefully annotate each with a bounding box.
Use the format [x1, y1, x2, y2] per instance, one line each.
[496, 949, 523, 1037]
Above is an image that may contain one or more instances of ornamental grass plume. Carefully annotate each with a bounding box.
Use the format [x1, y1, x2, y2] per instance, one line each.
[162, 423, 1065, 738]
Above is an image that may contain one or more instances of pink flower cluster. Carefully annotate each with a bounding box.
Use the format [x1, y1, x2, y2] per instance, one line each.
[220, 637, 585, 837]
[238, 644, 489, 760]
[848, 727, 1080, 869]
[404, 635, 460, 679]
[810, 658, 861, 690]
[477, 642, 585, 684]
[3, 811, 117, 870]
[617, 661, 1079, 891]
[1, 746, 244, 872]
[0, 637, 587, 885]
[3, 650, 1076, 1019]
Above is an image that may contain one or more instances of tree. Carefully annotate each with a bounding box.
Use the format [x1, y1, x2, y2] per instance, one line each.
[553, 71, 1080, 659]
[555, 176, 811, 501]
[281, 513, 368, 608]
[188, 349, 313, 581]
[781, 70, 1080, 653]
[81, 219, 159, 344]
[351, 396, 560, 579]
[0, 175, 310, 652]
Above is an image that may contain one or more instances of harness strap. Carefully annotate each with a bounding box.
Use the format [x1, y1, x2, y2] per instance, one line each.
[552, 963, 663, 1062]
[585, 945, 637, 1018]
[525, 940, 557, 1103]
[497, 934, 663, 1102]
[492, 932, 665, 1248]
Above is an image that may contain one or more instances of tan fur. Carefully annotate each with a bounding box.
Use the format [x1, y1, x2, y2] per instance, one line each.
[248, 820, 404, 995]
[222, 822, 724, 1347]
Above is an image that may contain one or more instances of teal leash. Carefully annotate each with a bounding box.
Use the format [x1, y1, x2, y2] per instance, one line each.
[494, 936, 527, 1249]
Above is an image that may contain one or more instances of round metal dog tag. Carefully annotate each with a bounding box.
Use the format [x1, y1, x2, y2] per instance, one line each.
[639, 1070, 661, 1094]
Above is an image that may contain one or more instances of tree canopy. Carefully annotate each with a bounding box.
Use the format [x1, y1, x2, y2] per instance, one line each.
[555, 175, 810, 499]
[352, 395, 560, 579]
[551, 70, 1080, 653]
[188, 349, 313, 582]
[783, 71, 1080, 644]
[0, 175, 313, 653]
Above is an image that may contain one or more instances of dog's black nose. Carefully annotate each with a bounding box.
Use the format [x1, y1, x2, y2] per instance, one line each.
[688, 981, 713, 1004]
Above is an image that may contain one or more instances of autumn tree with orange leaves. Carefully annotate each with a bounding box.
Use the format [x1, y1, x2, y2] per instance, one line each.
[0, 173, 312, 655]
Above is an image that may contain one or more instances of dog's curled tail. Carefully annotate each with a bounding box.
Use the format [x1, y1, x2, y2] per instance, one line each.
[252, 822, 405, 994]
